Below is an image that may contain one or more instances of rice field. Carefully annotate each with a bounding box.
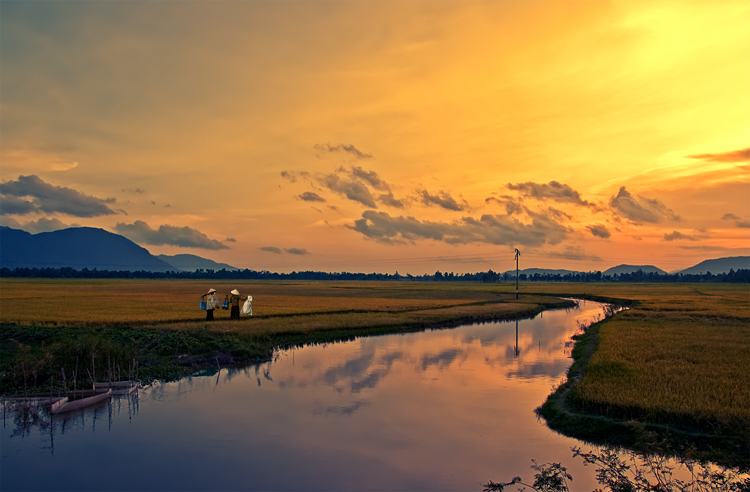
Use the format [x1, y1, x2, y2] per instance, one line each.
[0, 278, 508, 326]
[524, 282, 750, 465]
[573, 317, 750, 427]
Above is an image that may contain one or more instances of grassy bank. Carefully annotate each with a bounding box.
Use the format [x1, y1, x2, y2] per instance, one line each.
[526, 282, 750, 468]
[0, 279, 572, 394]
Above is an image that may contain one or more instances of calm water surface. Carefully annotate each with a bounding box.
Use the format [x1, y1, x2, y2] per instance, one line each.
[2, 301, 614, 491]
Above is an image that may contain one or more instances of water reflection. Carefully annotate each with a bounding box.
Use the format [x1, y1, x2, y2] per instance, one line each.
[2, 391, 140, 454]
[2, 301, 618, 491]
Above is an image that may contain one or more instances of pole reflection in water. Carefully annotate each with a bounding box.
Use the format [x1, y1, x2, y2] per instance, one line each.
[2, 302, 619, 491]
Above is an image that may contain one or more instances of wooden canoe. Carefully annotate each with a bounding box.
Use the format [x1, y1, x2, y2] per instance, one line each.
[94, 381, 138, 395]
[50, 389, 111, 414]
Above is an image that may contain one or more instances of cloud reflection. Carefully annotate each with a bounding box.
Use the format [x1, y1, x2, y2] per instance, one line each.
[420, 348, 462, 371]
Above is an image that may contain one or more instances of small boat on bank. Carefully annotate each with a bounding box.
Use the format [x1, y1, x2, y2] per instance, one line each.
[50, 389, 111, 414]
[94, 381, 138, 395]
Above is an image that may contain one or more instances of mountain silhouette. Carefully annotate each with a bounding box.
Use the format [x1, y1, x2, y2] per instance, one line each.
[502, 268, 580, 276]
[603, 264, 667, 276]
[0, 226, 174, 272]
[157, 254, 238, 271]
[677, 256, 749, 275]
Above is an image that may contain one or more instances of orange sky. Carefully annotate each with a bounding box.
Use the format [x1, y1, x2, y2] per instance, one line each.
[1, 0, 748, 274]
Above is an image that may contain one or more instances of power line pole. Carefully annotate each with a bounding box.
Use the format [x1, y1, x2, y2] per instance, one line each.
[515, 248, 521, 299]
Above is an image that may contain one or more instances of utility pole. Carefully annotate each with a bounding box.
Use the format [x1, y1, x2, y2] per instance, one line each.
[515, 248, 521, 299]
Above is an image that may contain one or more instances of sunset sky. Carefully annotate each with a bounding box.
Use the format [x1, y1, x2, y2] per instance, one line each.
[1, 0, 748, 274]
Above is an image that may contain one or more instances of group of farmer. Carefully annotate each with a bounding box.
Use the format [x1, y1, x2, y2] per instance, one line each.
[201, 288, 252, 321]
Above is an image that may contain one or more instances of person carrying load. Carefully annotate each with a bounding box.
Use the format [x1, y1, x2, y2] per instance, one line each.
[226, 289, 248, 320]
[241, 295, 253, 316]
[201, 288, 220, 321]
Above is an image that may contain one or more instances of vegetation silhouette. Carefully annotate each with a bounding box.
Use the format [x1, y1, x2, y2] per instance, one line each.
[1, 267, 748, 283]
[484, 446, 750, 491]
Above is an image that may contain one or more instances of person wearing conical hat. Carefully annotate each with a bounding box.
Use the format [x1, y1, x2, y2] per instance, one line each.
[226, 289, 247, 320]
[201, 288, 220, 321]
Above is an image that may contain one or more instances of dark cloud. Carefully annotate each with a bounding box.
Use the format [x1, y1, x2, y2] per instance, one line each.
[328, 205, 344, 214]
[486, 196, 524, 215]
[225, 237, 236, 243]
[687, 148, 750, 163]
[721, 213, 750, 228]
[587, 224, 611, 238]
[351, 167, 389, 191]
[291, 167, 400, 210]
[298, 191, 326, 202]
[0, 195, 38, 215]
[321, 174, 378, 208]
[281, 171, 310, 184]
[663, 231, 699, 241]
[27, 217, 75, 233]
[609, 186, 679, 224]
[314, 143, 374, 160]
[285, 248, 311, 255]
[347, 210, 570, 247]
[420, 190, 464, 211]
[378, 192, 406, 208]
[507, 181, 590, 206]
[0, 216, 77, 234]
[0, 175, 117, 217]
[122, 188, 145, 194]
[280, 171, 297, 183]
[260, 246, 282, 254]
[0, 217, 22, 229]
[547, 207, 572, 221]
[114, 220, 229, 250]
[587, 223, 611, 239]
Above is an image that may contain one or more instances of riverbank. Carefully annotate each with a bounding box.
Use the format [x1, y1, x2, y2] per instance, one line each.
[526, 283, 750, 469]
[0, 279, 573, 394]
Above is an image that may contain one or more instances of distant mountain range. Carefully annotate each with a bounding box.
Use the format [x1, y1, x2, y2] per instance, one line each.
[0, 226, 174, 272]
[603, 264, 667, 276]
[157, 254, 238, 271]
[676, 256, 749, 275]
[502, 268, 579, 277]
[0, 226, 241, 273]
[0, 225, 747, 276]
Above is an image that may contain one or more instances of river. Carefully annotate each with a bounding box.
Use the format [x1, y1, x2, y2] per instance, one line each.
[2, 300, 614, 491]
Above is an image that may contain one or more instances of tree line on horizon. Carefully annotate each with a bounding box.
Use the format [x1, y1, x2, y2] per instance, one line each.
[1, 267, 748, 283]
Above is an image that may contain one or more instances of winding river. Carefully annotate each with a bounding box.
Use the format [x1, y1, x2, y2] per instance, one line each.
[2, 300, 613, 491]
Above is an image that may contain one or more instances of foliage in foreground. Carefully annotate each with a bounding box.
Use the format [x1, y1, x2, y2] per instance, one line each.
[484, 447, 750, 492]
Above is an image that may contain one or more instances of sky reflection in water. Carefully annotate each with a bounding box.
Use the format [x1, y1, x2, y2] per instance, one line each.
[2, 301, 611, 491]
